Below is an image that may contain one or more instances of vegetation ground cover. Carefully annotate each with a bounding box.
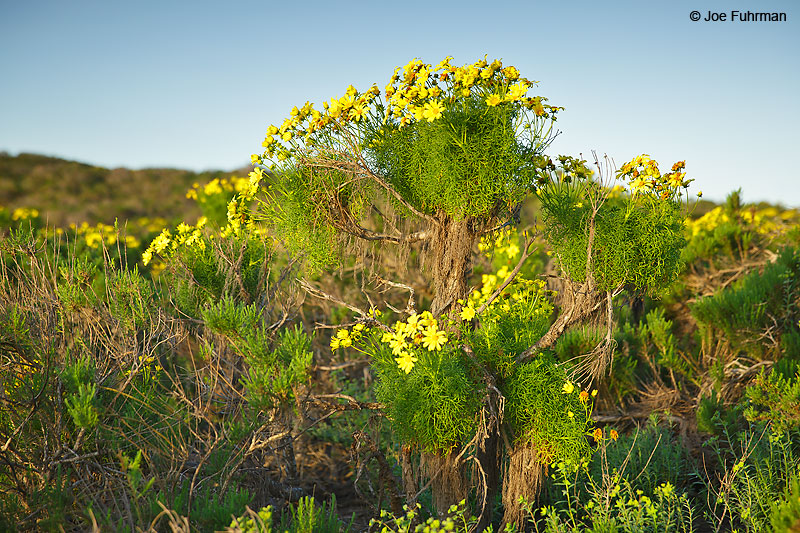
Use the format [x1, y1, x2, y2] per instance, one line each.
[2, 57, 800, 532]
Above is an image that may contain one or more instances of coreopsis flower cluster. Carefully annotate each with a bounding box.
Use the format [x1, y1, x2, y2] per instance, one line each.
[686, 205, 800, 237]
[329, 310, 449, 374]
[185, 176, 250, 201]
[477, 227, 521, 259]
[329, 323, 366, 350]
[67, 221, 141, 250]
[381, 311, 448, 374]
[142, 167, 269, 268]
[10, 207, 39, 221]
[141, 216, 208, 266]
[255, 84, 382, 165]
[461, 269, 553, 319]
[252, 56, 562, 169]
[616, 155, 693, 200]
[382, 56, 557, 128]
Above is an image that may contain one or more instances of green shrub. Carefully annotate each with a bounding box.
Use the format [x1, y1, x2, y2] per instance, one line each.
[691, 246, 800, 358]
[705, 429, 800, 532]
[744, 370, 800, 434]
[368, 500, 474, 533]
[242, 324, 314, 411]
[696, 390, 743, 436]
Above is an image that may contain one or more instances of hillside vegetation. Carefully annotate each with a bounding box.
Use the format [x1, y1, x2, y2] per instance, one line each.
[0, 152, 247, 226]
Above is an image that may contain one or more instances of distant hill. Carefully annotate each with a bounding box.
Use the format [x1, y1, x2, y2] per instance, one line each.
[0, 152, 248, 227]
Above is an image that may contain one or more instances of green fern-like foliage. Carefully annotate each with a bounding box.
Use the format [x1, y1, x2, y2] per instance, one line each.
[540, 181, 686, 294]
[106, 267, 153, 331]
[373, 341, 480, 453]
[463, 278, 554, 375]
[367, 94, 547, 219]
[261, 167, 349, 274]
[502, 354, 592, 464]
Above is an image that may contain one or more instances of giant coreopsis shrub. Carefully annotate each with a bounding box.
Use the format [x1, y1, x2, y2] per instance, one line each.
[246, 56, 694, 527]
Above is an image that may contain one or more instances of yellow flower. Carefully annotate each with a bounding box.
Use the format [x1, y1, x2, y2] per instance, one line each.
[336, 329, 350, 340]
[579, 390, 589, 403]
[485, 94, 502, 107]
[591, 389, 598, 397]
[593, 428, 603, 441]
[568, 411, 574, 419]
[281, 131, 292, 142]
[505, 242, 520, 258]
[422, 327, 447, 351]
[502, 66, 520, 80]
[418, 311, 436, 329]
[434, 56, 454, 71]
[395, 352, 418, 374]
[422, 100, 444, 122]
[505, 82, 529, 102]
[350, 103, 367, 121]
[610, 429, 619, 441]
[630, 176, 650, 194]
[667, 172, 684, 189]
[151, 229, 172, 254]
[328, 98, 342, 118]
[459, 306, 476, 321]
[389, 335, 408, 355]
[562, 381, 575, 394]
[330, 337, 340, 350]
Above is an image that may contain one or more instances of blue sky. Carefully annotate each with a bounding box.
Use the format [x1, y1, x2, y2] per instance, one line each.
[1, 0, 798, 206]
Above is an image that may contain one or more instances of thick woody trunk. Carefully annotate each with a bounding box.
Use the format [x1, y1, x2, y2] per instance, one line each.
[475, 429, 501, 530]
[420, 215, 479, 517]
[421, 449, 469, 517]
[430, 216, 476, 319]
[502, 442, 545, 529]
